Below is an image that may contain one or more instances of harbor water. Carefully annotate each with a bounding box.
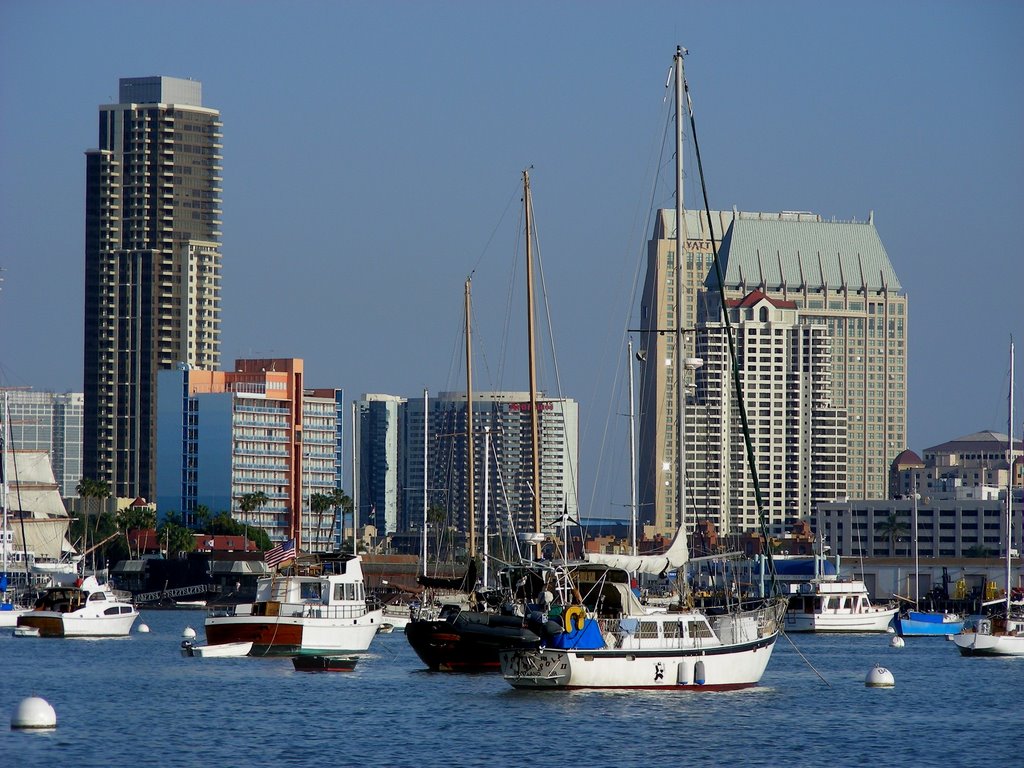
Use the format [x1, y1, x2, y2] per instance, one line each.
[3, 609, 1022, 767]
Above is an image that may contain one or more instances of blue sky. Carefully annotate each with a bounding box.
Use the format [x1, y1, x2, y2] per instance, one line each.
[2, 1, 1022, 515]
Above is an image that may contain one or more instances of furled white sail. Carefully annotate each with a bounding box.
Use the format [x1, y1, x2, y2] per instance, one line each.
[584, 528, 688, 576]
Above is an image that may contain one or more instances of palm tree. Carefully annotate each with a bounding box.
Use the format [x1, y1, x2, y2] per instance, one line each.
[238, 491, 270, 551]
[875, 512, 908, 555]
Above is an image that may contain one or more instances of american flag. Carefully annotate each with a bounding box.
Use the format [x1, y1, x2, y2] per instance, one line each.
[265, 538, 296, 568]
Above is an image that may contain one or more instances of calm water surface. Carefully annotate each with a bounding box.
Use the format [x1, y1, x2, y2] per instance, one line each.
[3, 609, 1022, 767]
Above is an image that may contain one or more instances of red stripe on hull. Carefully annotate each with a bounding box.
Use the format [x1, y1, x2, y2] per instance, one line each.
[205, 621, 303, 649]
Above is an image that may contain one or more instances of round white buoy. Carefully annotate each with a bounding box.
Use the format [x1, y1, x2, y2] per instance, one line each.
[137, 623, 150, 633]
[182, 626, 197, 640]
[865, 665, 895, 688]
[11, 697, 57, 730]
[889, 635, 905, 648]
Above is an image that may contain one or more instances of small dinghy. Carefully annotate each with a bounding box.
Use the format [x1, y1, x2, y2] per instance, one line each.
[181, 640, 253, 657]
[291, 655, 359, 672]
[13, 625, 41, 638]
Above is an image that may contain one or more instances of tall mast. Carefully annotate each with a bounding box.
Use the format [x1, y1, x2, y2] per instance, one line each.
[1007, 339, 1014, 616]
[465, 279, 476, 559]
[524, 170, 542, 551]
[423, 388, 428, 576]
[628, 340, 638, 557]
[674, 46, 687, 536]
[913, 475, 919, 605]
[350, 401, 358, 556]
[1, 392, 8, 579]
[483, 426, 491, 587]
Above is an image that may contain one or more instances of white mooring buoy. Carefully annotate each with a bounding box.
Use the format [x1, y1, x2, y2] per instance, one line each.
[865, 664, 895, 688]
[137, 623, 150, 633]
[889, 635, 905, 648]
[182, 626, 197, 640]
[11, 697, 57, 730]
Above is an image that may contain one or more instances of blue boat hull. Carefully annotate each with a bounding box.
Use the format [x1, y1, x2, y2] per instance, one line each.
[893, 611, 965, 637]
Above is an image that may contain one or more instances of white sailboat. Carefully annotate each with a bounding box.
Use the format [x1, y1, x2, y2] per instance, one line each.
[499, 47, 787, 691]
[953, 340, 1024, 657]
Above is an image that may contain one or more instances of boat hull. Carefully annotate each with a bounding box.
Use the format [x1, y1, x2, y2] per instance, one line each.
[893, 612, 965, 637]
[405, 612, 542, 672]
[16, 609, 138, 638]
[204, 609, 382, 656]
[499, 634, 778, 690]
[953, 630, 1024, 657]
[784, 607, 897, 633]
[291, 655, 359, 672]
[182, 640, 253, 657]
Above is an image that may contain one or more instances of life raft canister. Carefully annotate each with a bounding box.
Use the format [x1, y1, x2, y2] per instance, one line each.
[563, 605, 586, 633]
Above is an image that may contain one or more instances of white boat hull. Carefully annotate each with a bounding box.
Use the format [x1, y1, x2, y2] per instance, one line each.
[204, 609, 382, 656]
[500, 635, 778, 690]
[785, 607, 897, 633]
[183, 640, 253, 657]
[18, 609, 138, 637]
[953, 619, 1024, 657]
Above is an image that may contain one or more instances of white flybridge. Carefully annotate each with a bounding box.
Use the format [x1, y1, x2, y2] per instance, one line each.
[500, 47, 787, 690]
[953, 339, 1024, 657]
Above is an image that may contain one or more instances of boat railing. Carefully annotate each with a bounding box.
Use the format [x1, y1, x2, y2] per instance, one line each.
[208, 601, 370, 620]
[300, 603, 370, 620]
[592, 617, 718, 651]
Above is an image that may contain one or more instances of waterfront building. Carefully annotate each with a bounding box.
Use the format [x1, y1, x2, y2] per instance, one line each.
[890, 431, 1024, 499]
[84, 76, 223, 501]
[637, 209, 905, 536]
[1, 390, 84, 498]
[399, 391, 579, 544]
[709, 211, 906, 504]
[637, 209, 758, 533]
[353, 394, 405, 536]
[684, 291, 847, 539]
[155, 358, 339, 551]
[817, 486, 1023, 560]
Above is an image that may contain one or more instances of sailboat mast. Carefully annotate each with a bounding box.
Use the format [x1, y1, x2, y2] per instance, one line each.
[524, 170, 542, 551]
[673, 46, 687, 541]
[422, 388, 428, 577]
[483, 426, 490, 587]
[913, 476, 919, 605]
[628, 340, 638, 558]
[1, 392, 8, 579]
[1007, 339, 1014, 616]
[465, 279, 476, 559]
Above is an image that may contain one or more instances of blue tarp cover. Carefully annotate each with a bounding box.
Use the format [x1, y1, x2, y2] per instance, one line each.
[547, 618, 605, 650]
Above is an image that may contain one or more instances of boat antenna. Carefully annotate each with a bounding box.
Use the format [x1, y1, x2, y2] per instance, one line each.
[679, 48, 780, 596]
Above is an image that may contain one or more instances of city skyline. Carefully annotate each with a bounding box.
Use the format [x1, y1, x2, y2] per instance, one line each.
[2, 2, 1022, 519]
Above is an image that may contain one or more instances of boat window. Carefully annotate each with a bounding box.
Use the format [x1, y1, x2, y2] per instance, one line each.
[688, 621, 714, 639]
[120, 606, 133, 614]
[104, 607, 120, 615]
[333, 584, 345, 601]
[663, 621, 682, 638]
[89, 592, 106, 601]
[637, 621, 658, 639]
[300, 582, 321, 601]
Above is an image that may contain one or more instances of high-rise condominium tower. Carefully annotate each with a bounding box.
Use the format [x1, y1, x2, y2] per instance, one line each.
[83, 76, 223, 500]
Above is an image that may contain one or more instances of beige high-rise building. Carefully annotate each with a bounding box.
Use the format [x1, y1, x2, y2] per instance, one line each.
[84, 76, 223, 500]
[688, 292, 848, 540]
[638, 209, 906, 535]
